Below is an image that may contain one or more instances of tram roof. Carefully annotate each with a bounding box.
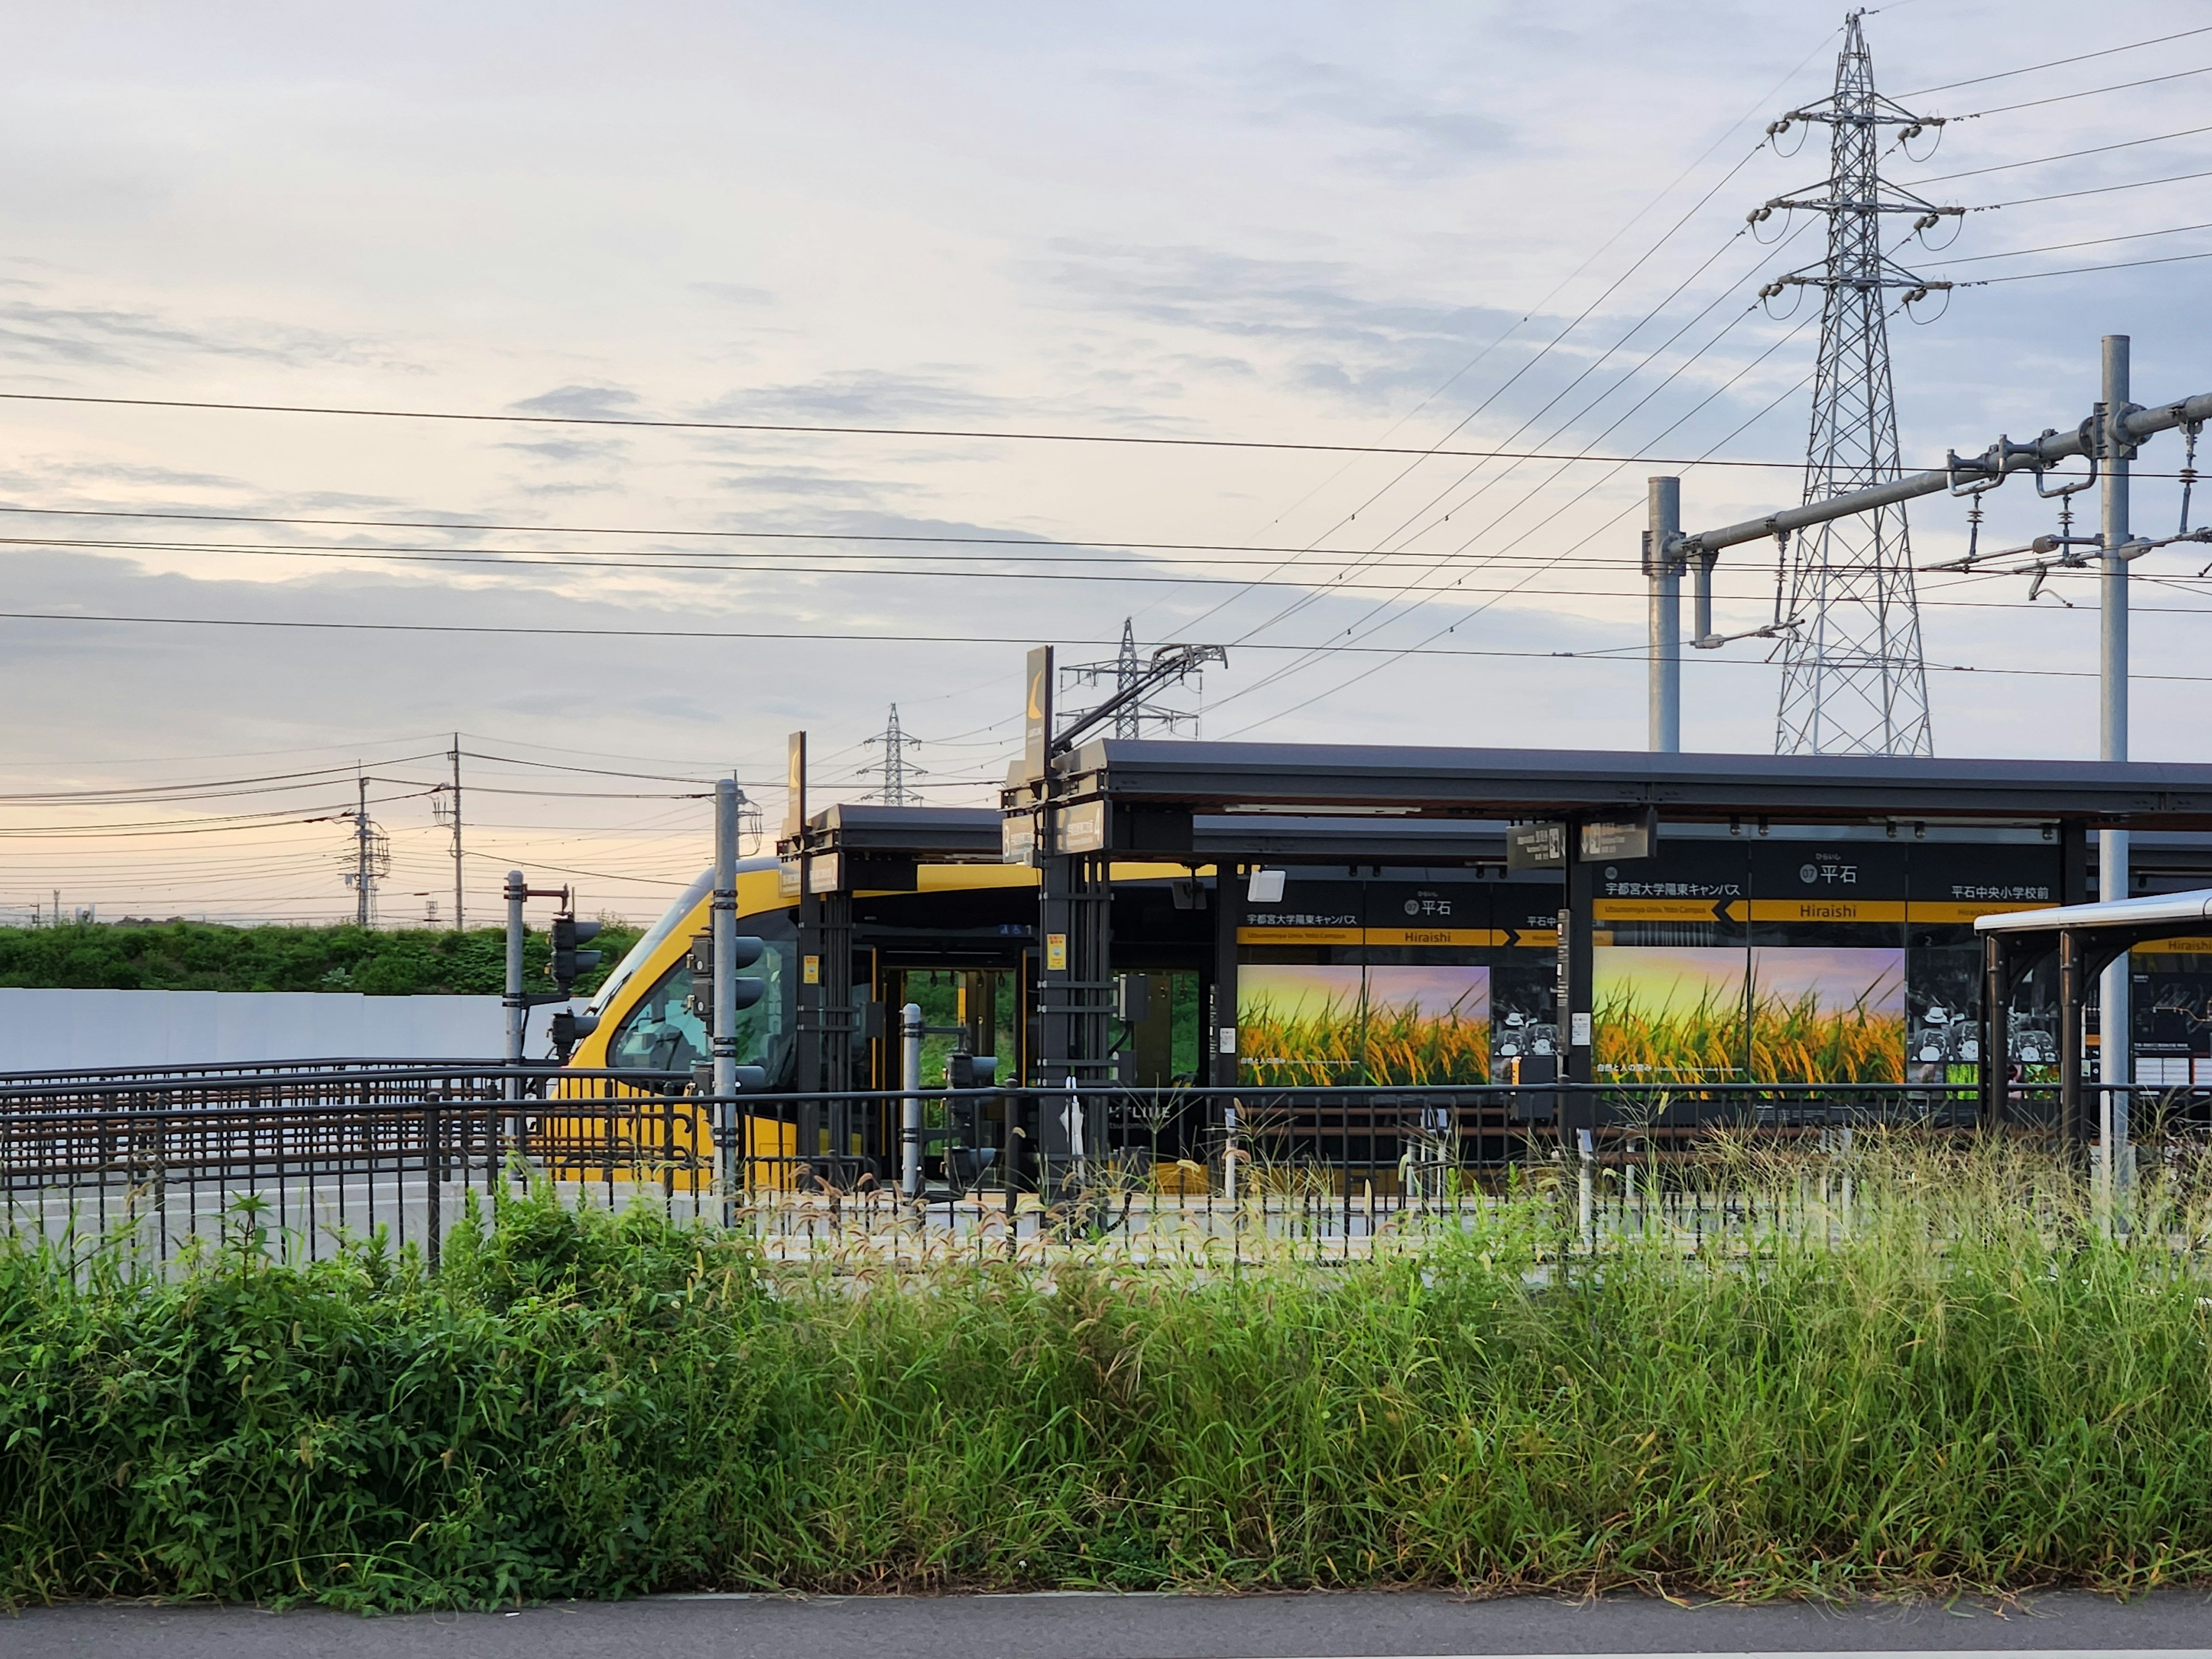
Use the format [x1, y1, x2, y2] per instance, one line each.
[1052, 740, 2212, 828]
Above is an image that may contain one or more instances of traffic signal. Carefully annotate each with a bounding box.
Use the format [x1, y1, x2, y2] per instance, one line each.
[549, 1007, 601, 1060]
[547, 912, 603, 998]
[948, 1051, 998, 1089]
[683, 930, 768, 1021]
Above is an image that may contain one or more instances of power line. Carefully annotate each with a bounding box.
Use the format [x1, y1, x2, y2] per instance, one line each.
[1955, 62, 2212, 119]
[1982, 165, 2212, 211]
[1895, 26, 2212, 98]
[1934, 220, 2212, 266]
[1215, 321, 1837, 734]
[1210, 283, 1830, 716]
[2, 604, 2207, 685]
[1902, 122, 2212, 187]
[1961, 247, 2212, 285]
[0, 396, 1846, 468]
[456, 748, 716, 784]
[1246, 21, 1843, 544]
[1200, 222, 1820, 651]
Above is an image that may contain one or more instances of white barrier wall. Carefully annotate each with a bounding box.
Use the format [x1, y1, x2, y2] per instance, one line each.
[0, 989, 532, 1071]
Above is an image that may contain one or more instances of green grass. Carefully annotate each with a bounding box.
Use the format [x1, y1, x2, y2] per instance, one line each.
[9, 1146, 2212, 1607]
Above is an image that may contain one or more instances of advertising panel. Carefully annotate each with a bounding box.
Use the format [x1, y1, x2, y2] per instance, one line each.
[1238, 963, 1489, 1085]
[1590, 942, 1905, 1084]
[1593, 945, 1748, 1083]
[1362, 965, 1490, 1084]
[1747, 945, 1905, 1084]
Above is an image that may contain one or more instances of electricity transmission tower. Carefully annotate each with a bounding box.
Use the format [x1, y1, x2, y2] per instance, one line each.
[1758, 11, 1950, 756]
[340, 774, 391, 926]
[861, 705, 925, 805]
[1063, 618, 1214, 738]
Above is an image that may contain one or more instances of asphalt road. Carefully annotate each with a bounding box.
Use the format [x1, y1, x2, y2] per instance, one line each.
[9, 1589, 2212, 1659]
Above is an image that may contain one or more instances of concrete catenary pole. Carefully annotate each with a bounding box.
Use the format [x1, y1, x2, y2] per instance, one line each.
[1647, 476, 1681, 753]
[711, 780, 740, 1215]
[712, 777, 740, 1091]
[503, 869, 527, 1099]
[2100, 335, 2133, 1183]
[901, 1001, 925, 1198]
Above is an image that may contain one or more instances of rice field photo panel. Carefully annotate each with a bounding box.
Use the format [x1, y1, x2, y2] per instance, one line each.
[1239, 963, 1490, 1085]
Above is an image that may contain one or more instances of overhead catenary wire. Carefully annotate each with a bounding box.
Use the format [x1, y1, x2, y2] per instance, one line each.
[0, 604, 2207, 686]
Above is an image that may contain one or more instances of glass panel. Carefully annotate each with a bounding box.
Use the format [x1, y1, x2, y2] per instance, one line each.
[609, 961, 707, 1072]
[1239, 964, 1364, 1086]
[1361, 965, 1488, 1085]
[608, 943, 791, 1075]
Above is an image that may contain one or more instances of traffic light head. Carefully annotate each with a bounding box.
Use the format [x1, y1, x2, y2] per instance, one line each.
[948, 1052, 998, 1089]
[684, 930, 769, 1020]
[547, 914, 604, 998]
[549, 1007, 601, 1060]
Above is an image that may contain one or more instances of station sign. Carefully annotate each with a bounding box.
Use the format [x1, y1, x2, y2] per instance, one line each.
[1506, 821, 1566, 872]
[1060, 798, 1108, 855]
[1581, 808, 1658, 862]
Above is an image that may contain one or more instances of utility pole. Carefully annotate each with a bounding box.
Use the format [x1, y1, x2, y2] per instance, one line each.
[354, 775, 372, 927]
[860, 704, 925, 805]
[1759, 11, 1951, 757]
[2099, 334, 2135, 1181]
[449, 735, 464, 931]
[342, 772, 391, 927]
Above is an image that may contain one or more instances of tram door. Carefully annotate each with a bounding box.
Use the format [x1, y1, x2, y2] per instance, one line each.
[875, 965, 1018, 1182]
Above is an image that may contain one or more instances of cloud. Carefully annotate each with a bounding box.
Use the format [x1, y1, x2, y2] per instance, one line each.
[507, 384, 642, 419]
[691, 282, 776, 307]
[1230, 54, 1516, 171]
[0, 298, 387, 371]
[497, 435, 628, 464]
[695, 369, 1022, 427]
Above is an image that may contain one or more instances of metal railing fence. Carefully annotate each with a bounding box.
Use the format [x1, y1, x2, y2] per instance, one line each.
[0, 1066, 2202, 1268]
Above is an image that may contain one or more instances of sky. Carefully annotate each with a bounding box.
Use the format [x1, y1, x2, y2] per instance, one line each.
[0, 0, 2207, 925]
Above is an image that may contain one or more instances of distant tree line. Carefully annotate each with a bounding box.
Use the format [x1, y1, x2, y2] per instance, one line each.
[0, 921, 643, 996]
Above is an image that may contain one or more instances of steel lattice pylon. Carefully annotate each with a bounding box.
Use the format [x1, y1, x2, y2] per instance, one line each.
[1763, 12, 1950, 756]
[861, 703, 925, 805]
